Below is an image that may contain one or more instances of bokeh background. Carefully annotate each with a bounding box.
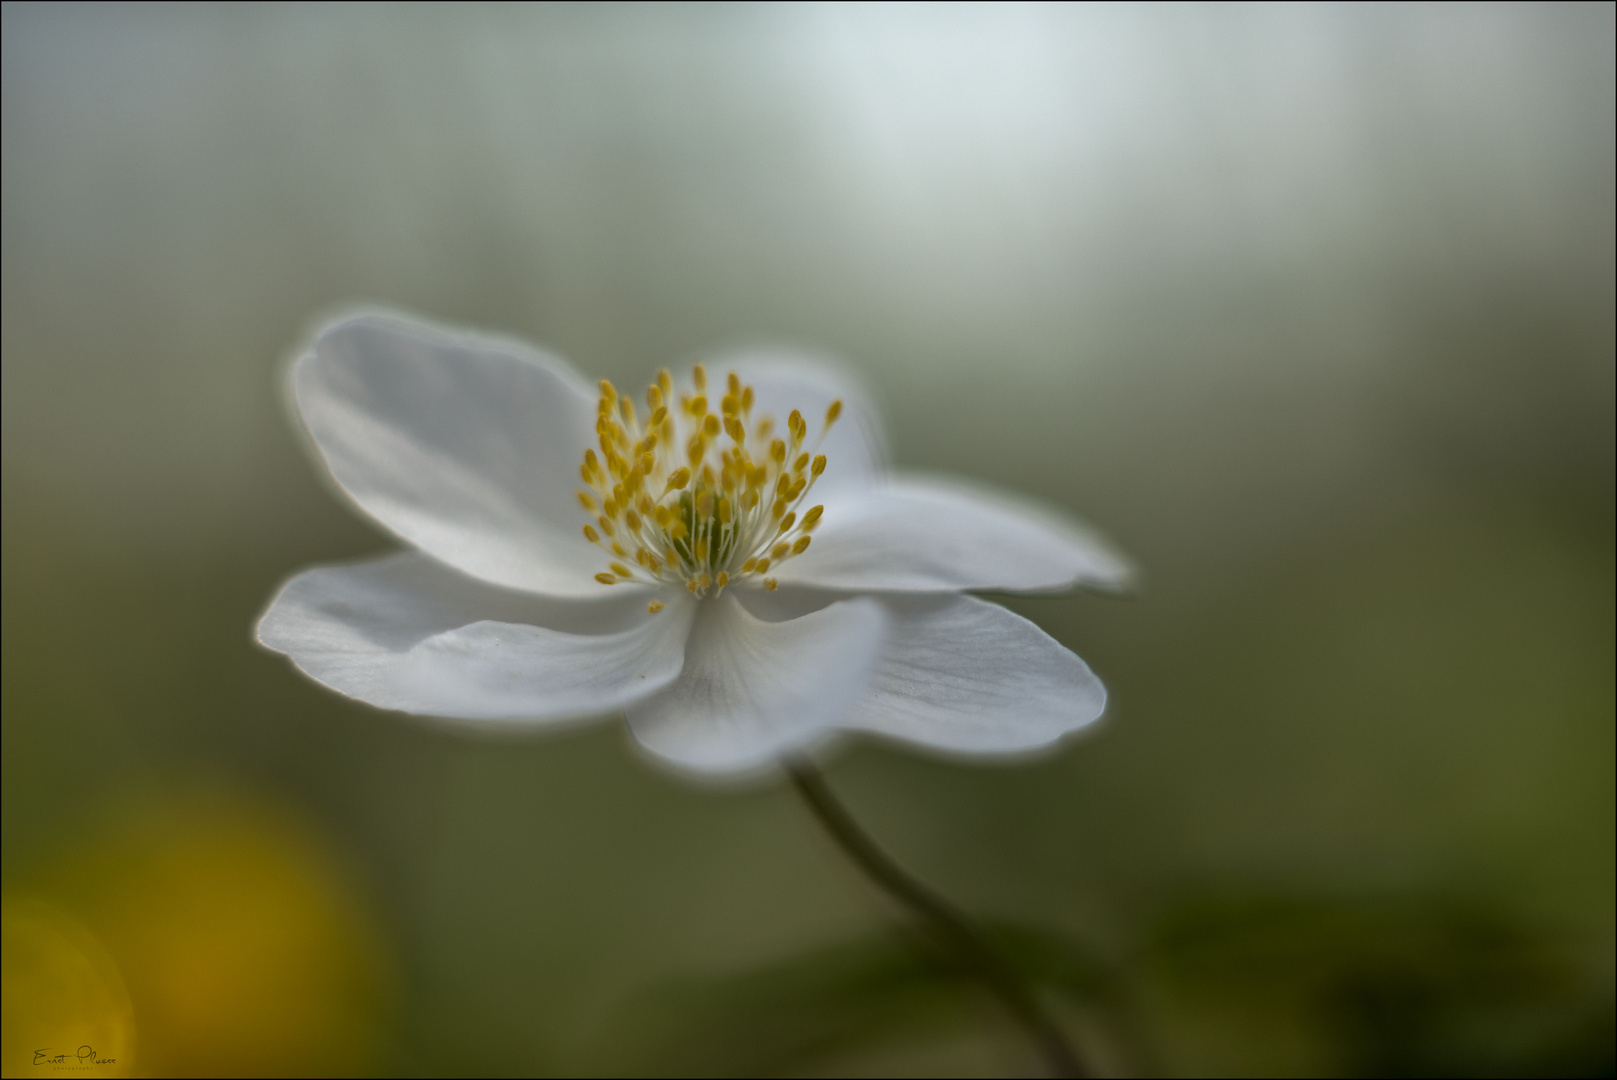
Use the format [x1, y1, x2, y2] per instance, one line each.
[3, 4, 1612, 1076]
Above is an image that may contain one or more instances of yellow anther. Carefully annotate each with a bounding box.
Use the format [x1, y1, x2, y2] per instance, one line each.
[648, 600, 666, 614]
[687, 579, 699, 593]
[595, 573, 618, 585]
[825, 399, 842, 427]
[792, 536, 811, 555]
[764, 578, 778, 591]
[579, 365, 830, 593]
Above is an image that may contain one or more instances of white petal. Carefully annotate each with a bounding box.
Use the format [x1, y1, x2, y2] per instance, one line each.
[840, 593, 1107, 754]
[293, 312, 611, 597]
[713, 349, 887, 495]
[626, 593, 887, 774]
[257, 552, 690, 722]
[771, 474, 1134, 593]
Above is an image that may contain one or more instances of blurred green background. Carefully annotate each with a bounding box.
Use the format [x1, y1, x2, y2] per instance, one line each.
[2, 4, 1612, 1076]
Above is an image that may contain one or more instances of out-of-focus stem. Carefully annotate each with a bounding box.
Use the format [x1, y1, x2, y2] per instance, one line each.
[784, 758, 1087, 1078]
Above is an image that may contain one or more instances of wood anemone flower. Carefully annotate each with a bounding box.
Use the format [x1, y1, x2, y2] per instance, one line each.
[257, 312, 1132, 776]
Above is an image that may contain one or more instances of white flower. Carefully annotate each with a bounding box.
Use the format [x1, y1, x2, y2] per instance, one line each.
[257, 312, 1132, 775]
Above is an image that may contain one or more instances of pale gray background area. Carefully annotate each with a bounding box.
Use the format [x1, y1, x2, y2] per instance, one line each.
[4, 4, 1612, 1076]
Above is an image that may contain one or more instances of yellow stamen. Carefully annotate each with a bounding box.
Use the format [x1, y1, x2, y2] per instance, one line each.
[579, 364, 833, 594]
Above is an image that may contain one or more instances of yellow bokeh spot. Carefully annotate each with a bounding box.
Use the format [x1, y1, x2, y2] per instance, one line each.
[5, 788, 390, 1078]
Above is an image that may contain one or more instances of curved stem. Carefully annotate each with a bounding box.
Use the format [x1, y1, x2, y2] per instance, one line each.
[784, 758, 1087, 1078]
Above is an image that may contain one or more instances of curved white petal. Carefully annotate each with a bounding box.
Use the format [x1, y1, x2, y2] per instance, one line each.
[293, 312, 611, 597]
[711, 348, 887, 496]
[771, 474, 1134, 594]
[626, 592, 887, 774]
[257, 552, 690, 722]
[840, 594, 1106, 754]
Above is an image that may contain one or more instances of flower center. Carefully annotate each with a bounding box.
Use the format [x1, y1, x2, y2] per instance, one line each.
[578, 363, 840, 610]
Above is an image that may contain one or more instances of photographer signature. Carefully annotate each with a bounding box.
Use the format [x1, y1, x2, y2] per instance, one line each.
[31, 1046, 116, 1068]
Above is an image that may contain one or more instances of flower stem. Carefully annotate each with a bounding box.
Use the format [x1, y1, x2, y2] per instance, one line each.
[784, 758, 1088, 1078]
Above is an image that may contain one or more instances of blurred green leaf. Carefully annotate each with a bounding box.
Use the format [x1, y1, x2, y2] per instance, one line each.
[1146, 892, 1615, 1078]
[596, 920, 1123, 1077]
